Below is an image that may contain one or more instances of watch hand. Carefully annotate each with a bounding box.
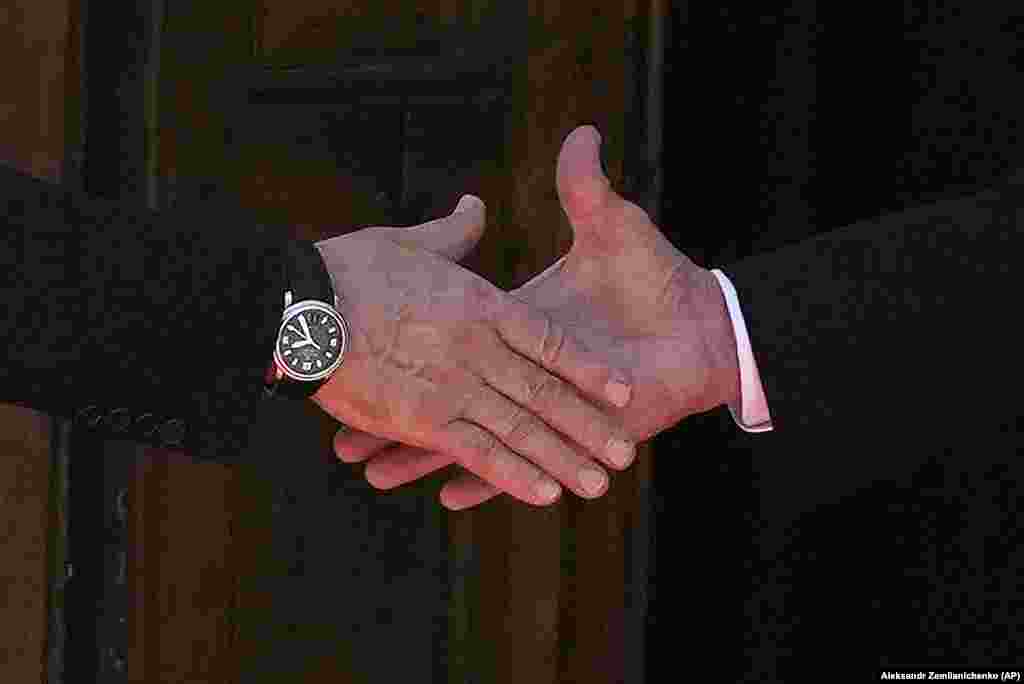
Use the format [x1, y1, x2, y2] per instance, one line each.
[287, 324, 305, 338]
[299, 315, 313, 339]
[298, 314, 322, 351]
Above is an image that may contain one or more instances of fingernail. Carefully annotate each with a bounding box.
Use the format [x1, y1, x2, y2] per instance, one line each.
[606, 438, 635, 469]
[581, 124, 601, 145]
[579, 468, 608, 497]
[605, 379, 632, 408]
[442, 494, 465, 511]
[534, 479, 561, 502]
[455, 194, 482, 213]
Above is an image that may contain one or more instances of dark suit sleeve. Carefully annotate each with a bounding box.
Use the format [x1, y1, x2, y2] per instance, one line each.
[719, 172, 1021, 501]
[0, 164, 309, 464]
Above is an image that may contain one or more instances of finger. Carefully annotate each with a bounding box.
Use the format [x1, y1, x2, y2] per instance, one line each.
[462, 383, 612, 500]
[556, 125, 617, 227]
[333, 427, 397, 463]
[377, 194, 486, 261]
[440, 471, 502, 511]
[442, 426, 632, 511]
[436, 419, 563, 507]
[364, 445, 453, 490]
[473, 323, 636, 471]
[492, 294, 633, 409]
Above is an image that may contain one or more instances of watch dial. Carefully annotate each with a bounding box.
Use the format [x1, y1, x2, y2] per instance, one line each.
[278, 307, 345, 380]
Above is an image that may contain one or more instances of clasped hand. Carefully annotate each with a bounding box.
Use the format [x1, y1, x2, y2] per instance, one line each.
[328, 126, 742, 510]
[309, 195, 638, 507]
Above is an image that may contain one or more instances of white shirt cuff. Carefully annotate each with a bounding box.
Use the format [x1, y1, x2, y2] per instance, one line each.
[710, 269, 774, 433]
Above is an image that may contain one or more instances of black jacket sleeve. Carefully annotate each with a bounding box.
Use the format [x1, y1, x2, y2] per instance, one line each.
[0, 164, 320, 464]
[720, 169, 1022, 508]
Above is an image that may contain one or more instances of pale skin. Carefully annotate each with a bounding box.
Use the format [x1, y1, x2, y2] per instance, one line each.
[332, 125, 742, 510]
[308, 192, 639, 508]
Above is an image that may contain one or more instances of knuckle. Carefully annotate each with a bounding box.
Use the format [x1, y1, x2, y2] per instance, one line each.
[467, 427, 518, 483]
[465, 424, 501, 464]
[501, 404, 537, 446]
[575, 408, 605, 448]
[537, 313, 568, 366]
[471, 278, 501, 320]
[523, 370, 561, 408]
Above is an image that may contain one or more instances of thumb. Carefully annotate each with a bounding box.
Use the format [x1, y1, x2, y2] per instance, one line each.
[556, 125, 617, 230]
[384, 195, 486, 261]
[556, 125, 663, 257]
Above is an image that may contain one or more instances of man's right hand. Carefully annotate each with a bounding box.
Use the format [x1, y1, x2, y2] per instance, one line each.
[308, 195, 637, 507]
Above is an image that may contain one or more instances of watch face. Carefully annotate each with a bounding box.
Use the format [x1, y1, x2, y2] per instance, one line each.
[275, 302, 348, 381]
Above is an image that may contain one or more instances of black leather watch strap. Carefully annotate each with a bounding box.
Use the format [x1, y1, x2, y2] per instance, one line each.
[268, 240, 337, 400]
[283, 239, 335, 308]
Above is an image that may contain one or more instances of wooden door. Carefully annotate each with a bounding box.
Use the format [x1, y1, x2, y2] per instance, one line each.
[72, 1, 662, 681]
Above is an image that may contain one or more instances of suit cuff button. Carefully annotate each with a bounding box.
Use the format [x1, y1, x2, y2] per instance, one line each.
[159, 419, 186, 448]
[133, 413, 159, 441]
[107, 408, 132, 433]
[76, 405, 103, 428]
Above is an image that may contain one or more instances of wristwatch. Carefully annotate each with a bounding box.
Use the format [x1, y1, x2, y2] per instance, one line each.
[264, 240, 351, 400]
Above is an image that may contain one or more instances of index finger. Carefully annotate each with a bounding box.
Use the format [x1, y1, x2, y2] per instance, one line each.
[491, 294, 633, 409]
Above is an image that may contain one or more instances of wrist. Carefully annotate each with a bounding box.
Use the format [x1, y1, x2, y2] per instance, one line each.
[263, 240, 341, 400]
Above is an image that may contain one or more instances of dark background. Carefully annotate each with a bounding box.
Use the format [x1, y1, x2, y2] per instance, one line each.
[651, 2, 1022, 678]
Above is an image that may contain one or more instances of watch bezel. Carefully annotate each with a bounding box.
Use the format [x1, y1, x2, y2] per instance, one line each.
[273, 300, 349, 382]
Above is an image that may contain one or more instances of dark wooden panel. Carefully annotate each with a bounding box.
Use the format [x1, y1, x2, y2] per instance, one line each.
[129, 1, 262, 682]
[0, 0, 72, 179]
[231, 101, 408, 234]
[460, 3, 651, 684]
[0, 405, 53, 683]
[0, 1, 76, 682]
[258, 0, 505, 65]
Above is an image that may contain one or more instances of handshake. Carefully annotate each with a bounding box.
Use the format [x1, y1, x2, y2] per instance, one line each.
[309, 125, 740, 511]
